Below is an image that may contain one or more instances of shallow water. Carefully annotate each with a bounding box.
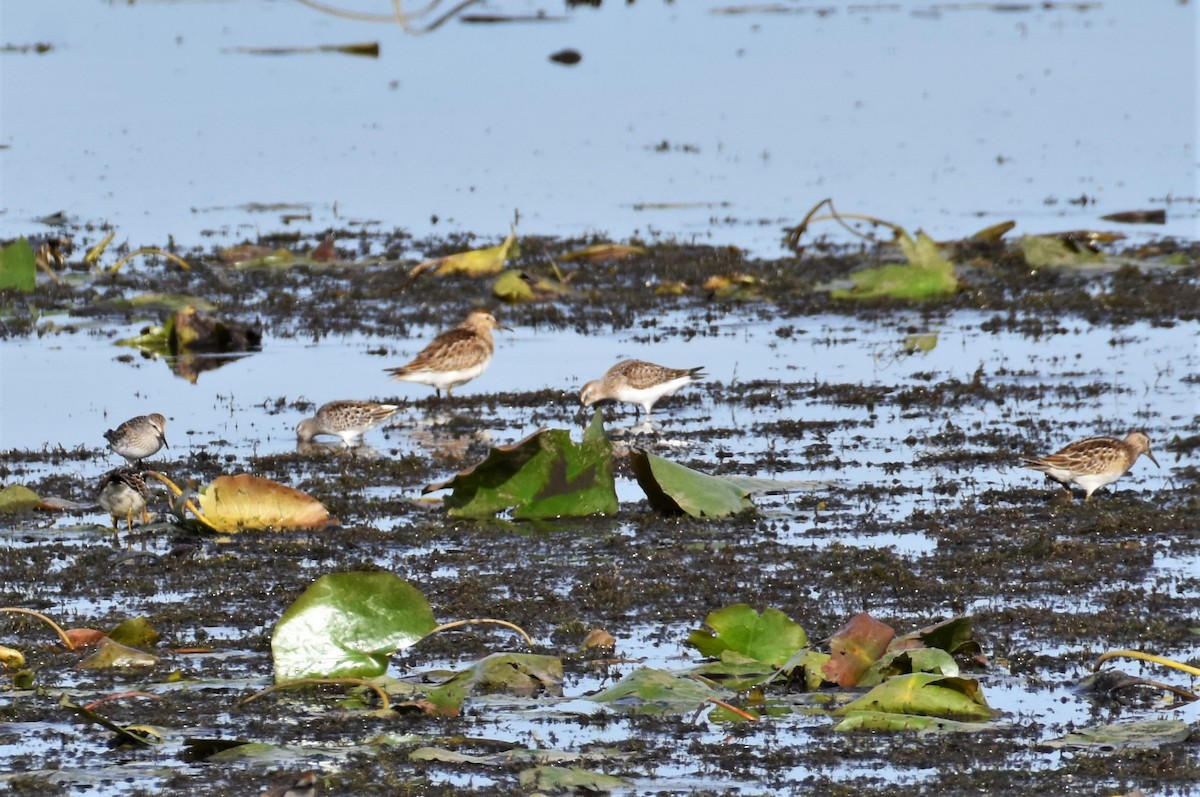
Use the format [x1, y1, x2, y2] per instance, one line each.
[2, 1, 1196, 255]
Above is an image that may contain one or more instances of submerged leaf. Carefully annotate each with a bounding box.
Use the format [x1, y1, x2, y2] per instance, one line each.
[425, 412, 616, 519]
[519, 766, 628, 792]
[687, 604, 807, 668]
[629, 450, 752, 518]
[1020, 235, 1106, 268]
[272, 572, 438, 682]
[425, 653, 564, 715]
[1042, 720, 1190, 750]
[559, 243, 646, 262]
[902, 333, 938, 354]
[0, 237, 37, 293]
[590, 667, 729, 715]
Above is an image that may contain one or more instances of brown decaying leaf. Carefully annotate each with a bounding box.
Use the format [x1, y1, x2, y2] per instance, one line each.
[822, 612, 896, 687]
[64, 628, 108, 651]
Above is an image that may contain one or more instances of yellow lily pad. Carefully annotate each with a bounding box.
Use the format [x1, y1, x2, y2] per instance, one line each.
[195, 474, 338, 533]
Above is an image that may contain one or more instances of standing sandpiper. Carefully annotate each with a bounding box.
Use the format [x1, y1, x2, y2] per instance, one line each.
[104, 413, 169, 463]
[296, 400, 401, 447]
[580, 360, 705, 419]
[385, 309, 506, 398]
[97, 467, 150, 532]
[1021, 431, 1159, 501]
[258, 771, 318, 797]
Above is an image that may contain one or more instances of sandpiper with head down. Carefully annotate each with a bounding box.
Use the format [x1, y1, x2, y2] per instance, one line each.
[104, 413, 168, 464]
[580, 359, 705, 419]
[296, 400, 401, 447]
[97, 466, 150, 533]
[1021, 431, 1159, 501]
[258, 771, 319, 797]
[385, 309, 506, 398]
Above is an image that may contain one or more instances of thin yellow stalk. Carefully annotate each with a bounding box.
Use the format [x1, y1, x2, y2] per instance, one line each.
[109, 247, 191, 274]
[0, 607, 75, 650]
[1095, 649, 1200, 678]
[430, 618, 533, 647]
[142, 471, 221, 532]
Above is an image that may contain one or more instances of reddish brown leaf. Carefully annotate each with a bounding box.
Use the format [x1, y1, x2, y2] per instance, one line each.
[822, 612, 895, 687]
[64, 628, 107, 651]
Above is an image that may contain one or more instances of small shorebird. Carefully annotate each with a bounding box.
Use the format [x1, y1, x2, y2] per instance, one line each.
[104, 413, 168, 463]
[259, 771, 318, 797]
[1021, 431, 1159, 501]
[97, 467, 150, 532]
[296, 400, 401, 447]
[580, 359, 705, 418]
[385, 309, 506, 398]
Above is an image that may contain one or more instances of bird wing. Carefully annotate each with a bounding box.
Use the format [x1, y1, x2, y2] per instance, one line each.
[396, 328, 490, 374]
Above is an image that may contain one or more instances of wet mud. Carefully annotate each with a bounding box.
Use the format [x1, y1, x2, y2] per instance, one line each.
[1, 233, 1199, 795]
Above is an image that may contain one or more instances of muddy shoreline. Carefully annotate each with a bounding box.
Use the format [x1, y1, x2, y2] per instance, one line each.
[2, 233, 1198, 795]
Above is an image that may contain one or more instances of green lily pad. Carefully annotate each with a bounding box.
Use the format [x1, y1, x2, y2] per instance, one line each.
[0, 238, 36, 293]
[893, 615, 982, 658]
[835, 673, 996, 721]
[271, 572, 438, 682]
[857, 648, 960, 688]
[833, 232, 958, 300]
[424, 411, 617, 519]
[425, 653, 563, 715]
[107, 617, 161, 650]
[590, 667, 729, 715]
[629, 450, 753, 518]
[0, 485, 41, 514]
[687, 650, 782, 691]
[686, 604, 807, 668]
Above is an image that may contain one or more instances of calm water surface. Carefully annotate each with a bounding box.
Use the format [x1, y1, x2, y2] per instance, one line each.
[1, 0, 1196, 254]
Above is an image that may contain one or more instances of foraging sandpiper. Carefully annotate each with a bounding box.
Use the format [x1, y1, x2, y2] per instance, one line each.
[258, 771, 318, 797]
[580, 359, 705, 418]
[385, 309, 506, 398]
[1021, 431, 1159, 501]
[104, 413, 168, 463]
[97, 467, 150, 532]
[296, 400, 401, 447]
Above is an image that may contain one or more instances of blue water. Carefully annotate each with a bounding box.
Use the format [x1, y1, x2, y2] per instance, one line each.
[1, 1, 1195, 255]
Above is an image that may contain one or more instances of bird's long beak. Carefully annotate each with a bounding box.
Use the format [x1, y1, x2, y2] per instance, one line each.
[1146, 449, 1160, 467]
[162, 436, 170, 449]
